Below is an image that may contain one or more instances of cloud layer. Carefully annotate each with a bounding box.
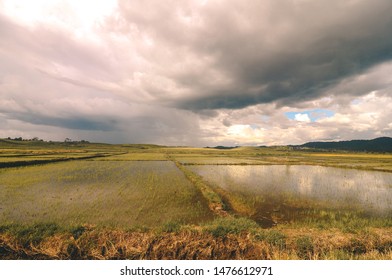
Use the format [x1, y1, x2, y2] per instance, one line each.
[0, 0, 391, 145]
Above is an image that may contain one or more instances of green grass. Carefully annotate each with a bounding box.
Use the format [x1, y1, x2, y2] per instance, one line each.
[203, 217, 259, 237]
[295, 235, 314, 259]
[156, 145, 392, 171]
[0, 160, 213, 228]
[93, 152, 168, 161]
[0, 222, 88, 247]
[285, 209, 392, 232]
[169, 157, 226, 214]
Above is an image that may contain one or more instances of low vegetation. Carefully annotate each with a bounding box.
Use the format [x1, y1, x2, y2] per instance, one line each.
[1, 219, 391, 260]
[0, 139, 391, 259]
[0, 161, 212, 227]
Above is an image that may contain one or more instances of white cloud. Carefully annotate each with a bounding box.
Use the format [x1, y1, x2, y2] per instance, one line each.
[0, 0, 118, 38]
[196, 90, 392, 146]
[294, 113, 311, 122]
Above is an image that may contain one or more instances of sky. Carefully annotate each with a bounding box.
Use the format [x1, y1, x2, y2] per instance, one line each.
[0, 0, 391, 146]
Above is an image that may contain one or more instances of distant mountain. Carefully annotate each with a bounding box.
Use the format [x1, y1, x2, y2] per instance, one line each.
[298, 137, 392, 152]
[205, 145, 239, 150]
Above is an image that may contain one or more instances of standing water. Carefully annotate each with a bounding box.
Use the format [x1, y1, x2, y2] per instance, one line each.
[190, 165, 392, 226]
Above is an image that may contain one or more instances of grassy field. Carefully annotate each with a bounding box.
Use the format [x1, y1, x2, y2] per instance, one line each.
[0, 161, 212, 228]
[0, 140, 391, 259]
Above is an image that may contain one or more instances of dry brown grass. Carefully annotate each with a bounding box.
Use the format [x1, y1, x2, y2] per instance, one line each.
[1, 227, 391, 260]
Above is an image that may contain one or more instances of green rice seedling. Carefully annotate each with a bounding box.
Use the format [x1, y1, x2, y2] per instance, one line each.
[0, 161, 213, 228]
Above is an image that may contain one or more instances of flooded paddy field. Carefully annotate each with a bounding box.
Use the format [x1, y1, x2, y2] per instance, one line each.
[0, 160, 212, 228]
[190, 165, 392, 227]
[175, 154, 267, 165]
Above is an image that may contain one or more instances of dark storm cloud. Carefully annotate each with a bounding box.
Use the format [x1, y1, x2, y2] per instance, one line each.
[4, 111, 117, 131]
[117, 0, 392, 110]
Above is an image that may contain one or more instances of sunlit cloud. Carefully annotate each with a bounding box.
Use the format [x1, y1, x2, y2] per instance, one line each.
[294, 113, 311, 123]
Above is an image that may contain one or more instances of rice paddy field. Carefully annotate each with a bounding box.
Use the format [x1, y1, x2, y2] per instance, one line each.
[0, 161, 212, 227]
[0, 139, 391, 260]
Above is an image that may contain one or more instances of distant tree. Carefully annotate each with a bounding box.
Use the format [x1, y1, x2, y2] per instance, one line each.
[64, 138, 72, 143]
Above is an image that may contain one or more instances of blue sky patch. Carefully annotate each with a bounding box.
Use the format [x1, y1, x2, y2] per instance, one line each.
[285, 109, 335, 122]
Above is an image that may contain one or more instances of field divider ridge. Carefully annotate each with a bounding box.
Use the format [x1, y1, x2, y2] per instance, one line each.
[167, 154, 229, 217]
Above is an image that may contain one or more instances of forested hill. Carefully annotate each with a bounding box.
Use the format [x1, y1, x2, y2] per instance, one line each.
[299, 137, 392, 152]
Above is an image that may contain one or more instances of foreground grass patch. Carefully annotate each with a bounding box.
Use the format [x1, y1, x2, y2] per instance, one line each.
[203, 217, 259, 237]
[1, 221, 391, 260]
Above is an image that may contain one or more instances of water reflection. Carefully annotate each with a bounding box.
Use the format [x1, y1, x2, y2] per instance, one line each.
[191, 165, 392, 216]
